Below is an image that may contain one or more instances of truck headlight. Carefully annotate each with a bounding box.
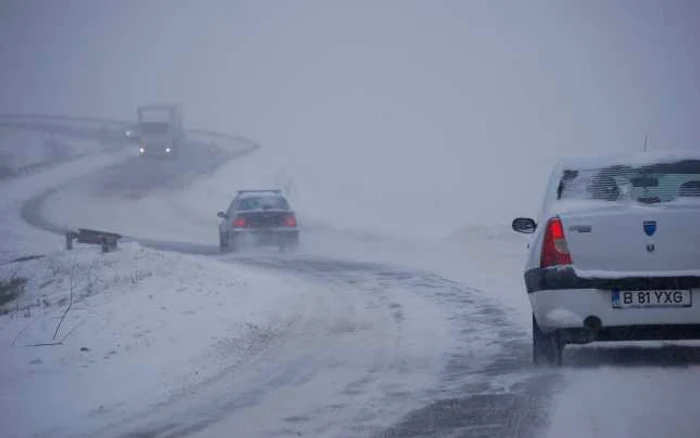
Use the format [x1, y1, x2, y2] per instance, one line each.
[139, 147, 145, 154]
[165, 148, 171, 153]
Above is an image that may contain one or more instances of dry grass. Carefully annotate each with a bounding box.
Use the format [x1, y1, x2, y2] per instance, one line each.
[0, 276, 28, 307]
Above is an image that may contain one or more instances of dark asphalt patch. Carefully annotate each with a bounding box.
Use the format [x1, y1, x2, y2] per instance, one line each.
[378, 375, 556, 438]
[393, 343, 560, 438]
[565, 343, 700, 368]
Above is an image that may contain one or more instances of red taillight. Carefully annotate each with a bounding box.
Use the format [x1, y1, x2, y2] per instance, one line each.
[233, 217, 247, 228]
[540, 217, 572, 268]
[283, 214, 297, 227]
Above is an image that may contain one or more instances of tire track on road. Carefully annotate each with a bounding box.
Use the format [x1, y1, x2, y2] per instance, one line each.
[13, 127, 559, 437]
[234, 256, 560, 438]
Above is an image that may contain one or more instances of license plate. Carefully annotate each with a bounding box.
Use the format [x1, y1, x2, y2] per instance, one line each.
[612, 290, 692, 309]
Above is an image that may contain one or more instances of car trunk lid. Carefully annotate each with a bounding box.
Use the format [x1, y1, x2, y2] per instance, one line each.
[559, 203, 700, 277]
[238, 210, 291, 228]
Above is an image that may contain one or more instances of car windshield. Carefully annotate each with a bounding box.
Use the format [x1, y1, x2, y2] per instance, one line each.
[557, 159, 700, 203]
[139, 122, 169, 135]
[237, 195, 290, 211]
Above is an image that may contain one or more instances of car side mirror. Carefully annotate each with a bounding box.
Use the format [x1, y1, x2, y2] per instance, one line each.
[512, 217, 537, 234]
[217, 211, 226, 219]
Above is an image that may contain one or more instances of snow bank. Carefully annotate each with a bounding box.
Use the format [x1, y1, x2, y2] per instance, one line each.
[0, 242, 313, 438]
[0, 151, 131, 260]
[0, 128, 105, 177]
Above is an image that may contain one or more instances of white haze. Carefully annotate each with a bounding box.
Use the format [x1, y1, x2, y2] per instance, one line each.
[1, 0, 699, 233]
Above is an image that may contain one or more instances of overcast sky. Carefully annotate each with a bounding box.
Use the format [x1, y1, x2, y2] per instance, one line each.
[1, 0, 698, 226]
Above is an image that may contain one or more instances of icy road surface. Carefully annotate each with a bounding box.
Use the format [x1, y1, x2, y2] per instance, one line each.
[3, 141, 700, 438]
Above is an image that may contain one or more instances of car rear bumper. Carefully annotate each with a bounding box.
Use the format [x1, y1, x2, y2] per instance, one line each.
[230, 228, 299, 246]
[526, 266, 700, 333]
[525, 267, 700, 293]
[531, 288, 700, 330]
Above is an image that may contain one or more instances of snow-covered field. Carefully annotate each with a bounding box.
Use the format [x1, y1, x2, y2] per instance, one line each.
[0, 150, 132, 260]
[0, 127, 109, 178]
[0, 141, 313, 437]
[0, 243, 321, 438]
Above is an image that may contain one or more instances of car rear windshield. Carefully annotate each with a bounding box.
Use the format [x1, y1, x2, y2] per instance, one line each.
[237, 195, 290, 211]
[557, 159, 700, 204]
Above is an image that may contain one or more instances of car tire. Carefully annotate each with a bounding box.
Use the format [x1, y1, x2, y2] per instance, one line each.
[219, 233, 228, 252]
[220, 233, 237, 253]
[532, 314, 563, 367]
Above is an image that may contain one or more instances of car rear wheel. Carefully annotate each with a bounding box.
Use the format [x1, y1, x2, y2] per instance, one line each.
[219, 233, 237, 253]
[532, 314, 563, 367]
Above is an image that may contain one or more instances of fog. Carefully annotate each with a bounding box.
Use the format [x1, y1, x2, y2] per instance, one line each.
[1, 0, 699, 227]
[3, 3, 700, 436]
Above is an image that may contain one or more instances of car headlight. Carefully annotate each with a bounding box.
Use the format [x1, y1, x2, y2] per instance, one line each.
[165, 148, 171, 153]
[139, 147, 145, 154]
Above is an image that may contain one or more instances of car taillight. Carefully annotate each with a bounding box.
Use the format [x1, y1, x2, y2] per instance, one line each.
[283, 214, 297, 227]
[540, 217, 572, 268]
[233, 217, 247, 228]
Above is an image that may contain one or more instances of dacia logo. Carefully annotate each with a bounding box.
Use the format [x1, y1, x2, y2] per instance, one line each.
[643, 221, 657, 237]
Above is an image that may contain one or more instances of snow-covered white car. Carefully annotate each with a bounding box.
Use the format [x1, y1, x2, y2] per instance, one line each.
[512, 152, 700, 366]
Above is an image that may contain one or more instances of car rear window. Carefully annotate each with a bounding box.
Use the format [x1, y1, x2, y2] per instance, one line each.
[557, 159, 700, 204]
[237, 196, 290, 211]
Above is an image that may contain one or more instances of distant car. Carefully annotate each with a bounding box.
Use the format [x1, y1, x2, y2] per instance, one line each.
[217, 190, 299, 252]
[512, 152, 700, 366]
[135, 104, 185, 158]
[137, 121, 180, 158]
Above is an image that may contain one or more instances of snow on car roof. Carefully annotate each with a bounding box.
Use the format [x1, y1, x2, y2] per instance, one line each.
[558, 150, 700, 170]
[236, 190, 282, 199]
[551, 198, 688, 216]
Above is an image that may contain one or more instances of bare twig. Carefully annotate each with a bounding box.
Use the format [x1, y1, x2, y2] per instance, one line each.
[53, 256, 76, 340]
[26, 342, 62, 347]
[11, 310, 44, 347]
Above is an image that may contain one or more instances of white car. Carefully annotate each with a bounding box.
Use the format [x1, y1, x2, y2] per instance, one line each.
[512, 152, 700, 366]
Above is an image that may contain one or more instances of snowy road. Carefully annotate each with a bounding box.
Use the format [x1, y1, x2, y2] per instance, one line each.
[15, 151, 556, 437]
[98, 256, 553, 438]
[6, 139, 700, 438]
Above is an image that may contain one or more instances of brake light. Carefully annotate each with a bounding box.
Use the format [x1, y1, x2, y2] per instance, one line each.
[540, 217, 572, 268]
[233, 217, 247, 228]
[283, 214, 297, 227]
